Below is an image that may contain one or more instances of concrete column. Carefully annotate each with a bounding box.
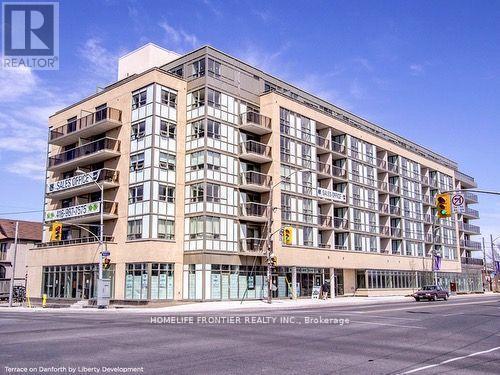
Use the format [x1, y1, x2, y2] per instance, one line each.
[291, 266, 297, 299]
[329, 267, 335, 298]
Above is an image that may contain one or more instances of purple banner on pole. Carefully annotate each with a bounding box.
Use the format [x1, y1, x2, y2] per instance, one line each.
[495, 260, 500, 274]
[433, 255, 442, 271]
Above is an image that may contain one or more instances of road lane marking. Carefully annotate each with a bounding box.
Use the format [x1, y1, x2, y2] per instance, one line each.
[349, 320, 423, 329]
[366, 299, 499, 313]
[401, 346, 500, 374]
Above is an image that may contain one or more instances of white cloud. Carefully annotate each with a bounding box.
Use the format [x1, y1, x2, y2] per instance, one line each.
[77, 37, 119, 84]
[0, 65, 38, 102]
[159, 21, 201, 52]
[234, 42, 291, 76]
[409, 63, 424, 76]
[6, 155, 45, 180]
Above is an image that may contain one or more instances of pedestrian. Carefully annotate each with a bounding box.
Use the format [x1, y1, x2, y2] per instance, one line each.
[321, 281, 330, 300]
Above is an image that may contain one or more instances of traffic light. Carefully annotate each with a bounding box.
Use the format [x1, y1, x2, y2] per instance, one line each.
[271, 255, 278, 268]
[282, 226, 293, 245]
[436, 193, 451, 218]
[50, 222, 62, 241]
[103, 258, 111, 270]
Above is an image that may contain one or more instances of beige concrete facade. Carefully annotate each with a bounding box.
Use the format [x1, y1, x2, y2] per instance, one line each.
[27, 45, 482, 303]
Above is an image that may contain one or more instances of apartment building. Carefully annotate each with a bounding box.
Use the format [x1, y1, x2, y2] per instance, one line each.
[27, 43, 483, 302]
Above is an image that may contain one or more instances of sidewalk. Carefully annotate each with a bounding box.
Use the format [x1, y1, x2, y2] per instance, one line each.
[1, 292, 496, 314]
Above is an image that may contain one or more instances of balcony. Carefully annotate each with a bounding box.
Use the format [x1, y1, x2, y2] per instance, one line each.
[388, 184, 400, 195]
[459, 222, 481, 234]
[331, 141, 346, 155]
[316, 161, 332, 178]
[239, 202, 269, 222]
[377, 158, 387, 170]
[389, 205, 401, 216]
[461, 257, 484, 267]
[316, 135, 330, 152]
[422, 195, 432, 206]
[333, 217, 349, 230]
[48, 137, 121, 172]
[239, 112, 272, 135]
[390, 227, 402, 237]
[49, 107, 122, 146]
[424, 214, 433, 224]
[46, 168, 119, 200]
[460, 240, 482, 251]
[464, 192, 478, 203]
[379, 203, 389, 215]
[420, 175, 429, 185]
[239, 140, 272, 163]
[35, 235, 114, 248]
[463, 207, 480, 219]
[378, 181, 388, 191]
[387, 162, 398, 174]
[332, 165, 347, 180]
[239, 238, 267, 255]
[455, 171, 477, 188]
[239, 171, 271, 192]
[45, 200, 118, 224]
[379, 226, 390, 237]
[318, 215, 333, 228]
[425, 233, 434, 243]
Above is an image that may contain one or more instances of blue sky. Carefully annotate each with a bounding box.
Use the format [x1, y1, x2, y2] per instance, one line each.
[0, 0, 499, 239]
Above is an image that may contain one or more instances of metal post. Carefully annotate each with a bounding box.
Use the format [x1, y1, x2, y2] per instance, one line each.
[482, 237, 488, 291]
[267, 190, 273, 304]
[8, 221, 19, 307]
[491, 234, 497, 292]
[97, 184, 104, 307]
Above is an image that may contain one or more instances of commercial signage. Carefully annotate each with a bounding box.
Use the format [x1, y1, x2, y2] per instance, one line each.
[451, 193, 465, 214]
[47, 170, 101, 193]
[316, 187, 346, 202]
[45, 202, 100, 221]
[311, 286, 321, 299]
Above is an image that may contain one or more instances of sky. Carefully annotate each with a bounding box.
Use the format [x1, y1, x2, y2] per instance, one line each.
[0, 0, 499, 243]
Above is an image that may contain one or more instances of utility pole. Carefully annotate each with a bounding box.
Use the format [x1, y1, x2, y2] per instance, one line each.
[8, 221, 19, 307]
[491, 234, 497, 292]
[482, 237, 488, 292]
[266, 190, 273, 304]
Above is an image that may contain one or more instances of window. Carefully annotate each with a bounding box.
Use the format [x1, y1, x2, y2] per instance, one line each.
[301, 117, 311, 141]
[127, 219, 142, 240]
[354, 234, 362, 251]
[169, 65, 183, 77]
[67, 116, 77, 133]
[132, 90, 147, 109]
[129, 185, 144, 204]
[131, 121, 145, 139]
[159, 152, 176, 170]
[303, 227, 313, 246]
[189, 217, 204, 239]
[191, 58, 205, 77]
[369, 236, 377, 252]
[190, 151, 205, 170]
[208, 58, 221, 77]
[206, 183, 221, 202]
[158, 219, 175, 240]
[352, 185, 361, 206]
[130, 153, 145, 172]
[161, 89, 177, 108]
[190, 184, 204, 202]
[190, 120, 205, 139]
[160, 120, 176, 139]
[303, 199, 313, 223]
[206, 151, 221, 170]
[191, 89, 205, 109]
[301, 144, 311, 167]
[159, 185, 175, 203]
[353, 209, 362, 231]
[281, 194, 292, 220]
[207, 119, 221, 139]
[0, 243, 7, 261]
[207, 88, 221, 109]
[206, 217, 220, 239]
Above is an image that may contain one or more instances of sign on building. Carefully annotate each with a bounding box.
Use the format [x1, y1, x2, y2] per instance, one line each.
[316, 187, 346, 202]
[47, 170, 101, 193]
[45, 202, 100, 221]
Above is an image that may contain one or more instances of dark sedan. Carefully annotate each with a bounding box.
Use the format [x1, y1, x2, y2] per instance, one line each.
[413, 285, 449, 301]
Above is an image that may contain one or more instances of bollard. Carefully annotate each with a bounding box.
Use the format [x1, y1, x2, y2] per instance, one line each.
[42, 293, 47, 308]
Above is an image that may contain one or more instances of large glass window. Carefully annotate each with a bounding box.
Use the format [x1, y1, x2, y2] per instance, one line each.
[130, 152, 145, 172]
[159, 184, 175, 202]
[131, 121, 145, 140]
[208, 58, 221, 77]
[159, 152, 176, 170]
[0, 243, 7, 261]
[129, 185, 144, 203]
[127, 219, 142, 240]
[132, 90, 147, 109]
[160, 120, 176, 139]
[191, 59, 205, 77]
[158, 219, 175, 240]
[207, 88, 221, 109]
[160, 89, 177, 108]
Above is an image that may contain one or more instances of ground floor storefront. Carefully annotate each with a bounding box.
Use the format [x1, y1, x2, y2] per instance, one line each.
[34, 262, 484, 302]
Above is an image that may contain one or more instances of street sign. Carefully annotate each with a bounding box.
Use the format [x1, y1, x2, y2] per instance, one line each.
[102, 251, 110, 257]
[451, 193, 465, 214]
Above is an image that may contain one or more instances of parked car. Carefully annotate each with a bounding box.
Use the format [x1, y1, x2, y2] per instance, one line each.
[413, 285, 449, 301]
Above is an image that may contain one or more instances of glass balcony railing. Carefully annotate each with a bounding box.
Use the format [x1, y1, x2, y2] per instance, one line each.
[239, 171, 271, 190]
[36, 235, 114, 248]
[240, 112, 272, 134]
[50, 107, 122, 142]
[48, 138, 120, 169]
[461, 257, 483, 266]
[239, 140, 272, 161]
[240, 238, 267, 253]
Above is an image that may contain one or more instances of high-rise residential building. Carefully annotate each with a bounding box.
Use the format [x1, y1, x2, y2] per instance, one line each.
[27, 43, 483, 303]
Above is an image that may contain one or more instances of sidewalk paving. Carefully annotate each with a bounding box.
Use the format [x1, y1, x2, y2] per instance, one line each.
[0, 292, 496, 314]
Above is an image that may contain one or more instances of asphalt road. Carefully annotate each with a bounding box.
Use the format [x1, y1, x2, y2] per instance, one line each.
[0, 295, 499, 375]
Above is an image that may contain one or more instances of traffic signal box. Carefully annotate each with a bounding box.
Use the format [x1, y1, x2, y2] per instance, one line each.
[436, 193, 451, 218]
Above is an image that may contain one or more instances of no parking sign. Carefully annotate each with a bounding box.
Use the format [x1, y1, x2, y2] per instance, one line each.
[451, 193, 465, 214]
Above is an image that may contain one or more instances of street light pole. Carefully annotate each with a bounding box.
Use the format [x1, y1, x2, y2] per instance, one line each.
[8, 221, 19, 307]
[266, 168, 308, 304]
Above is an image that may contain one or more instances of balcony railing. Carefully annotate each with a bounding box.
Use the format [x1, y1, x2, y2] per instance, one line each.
[379, 226, 390, 236]
[333, 217, 349, 230]
[390, 227, 402, 237]
[422, 195, 432, 205]
[331, 141, 346, 154]
[334, 244, 347, 250]
[332, 165, 347, 178]
[50, 107, 122, 142]
[239, 140, 272, 161]
[240, 238, 267, 253]
[239, 202, 269, 220]
[460, 240, 482, 251]
[35, 236, 114, 248]
[318, 215, 333, 228]
[240, 112, 272, 134]
[387, 162, 398, 173]
[425, 233, 433, 243]
[377, 158, 387, 170]
[464, 207, 480, 218]
[459, 222, 481, 234]
[48, 137, 120, 168]
[388, 184, 400, 194]
[424, 214, 433, 224]
[389, 205, 401, 215]
[378, 181, 388, 191]
[239, 171, 271, 190]
[464, 192, 478, 203]
[316, 135, 330, 150]
[379, 203, 389, 214]
[461, 257, 483, 266]
[316, 161, 332, 176]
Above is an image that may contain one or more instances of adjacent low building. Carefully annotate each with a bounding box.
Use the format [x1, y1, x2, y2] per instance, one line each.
[27, 43, 482, 303]
[0, 219, 42, 298]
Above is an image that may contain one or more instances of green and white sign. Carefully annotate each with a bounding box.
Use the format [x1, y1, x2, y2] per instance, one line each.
[45, 202, 100, 221]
